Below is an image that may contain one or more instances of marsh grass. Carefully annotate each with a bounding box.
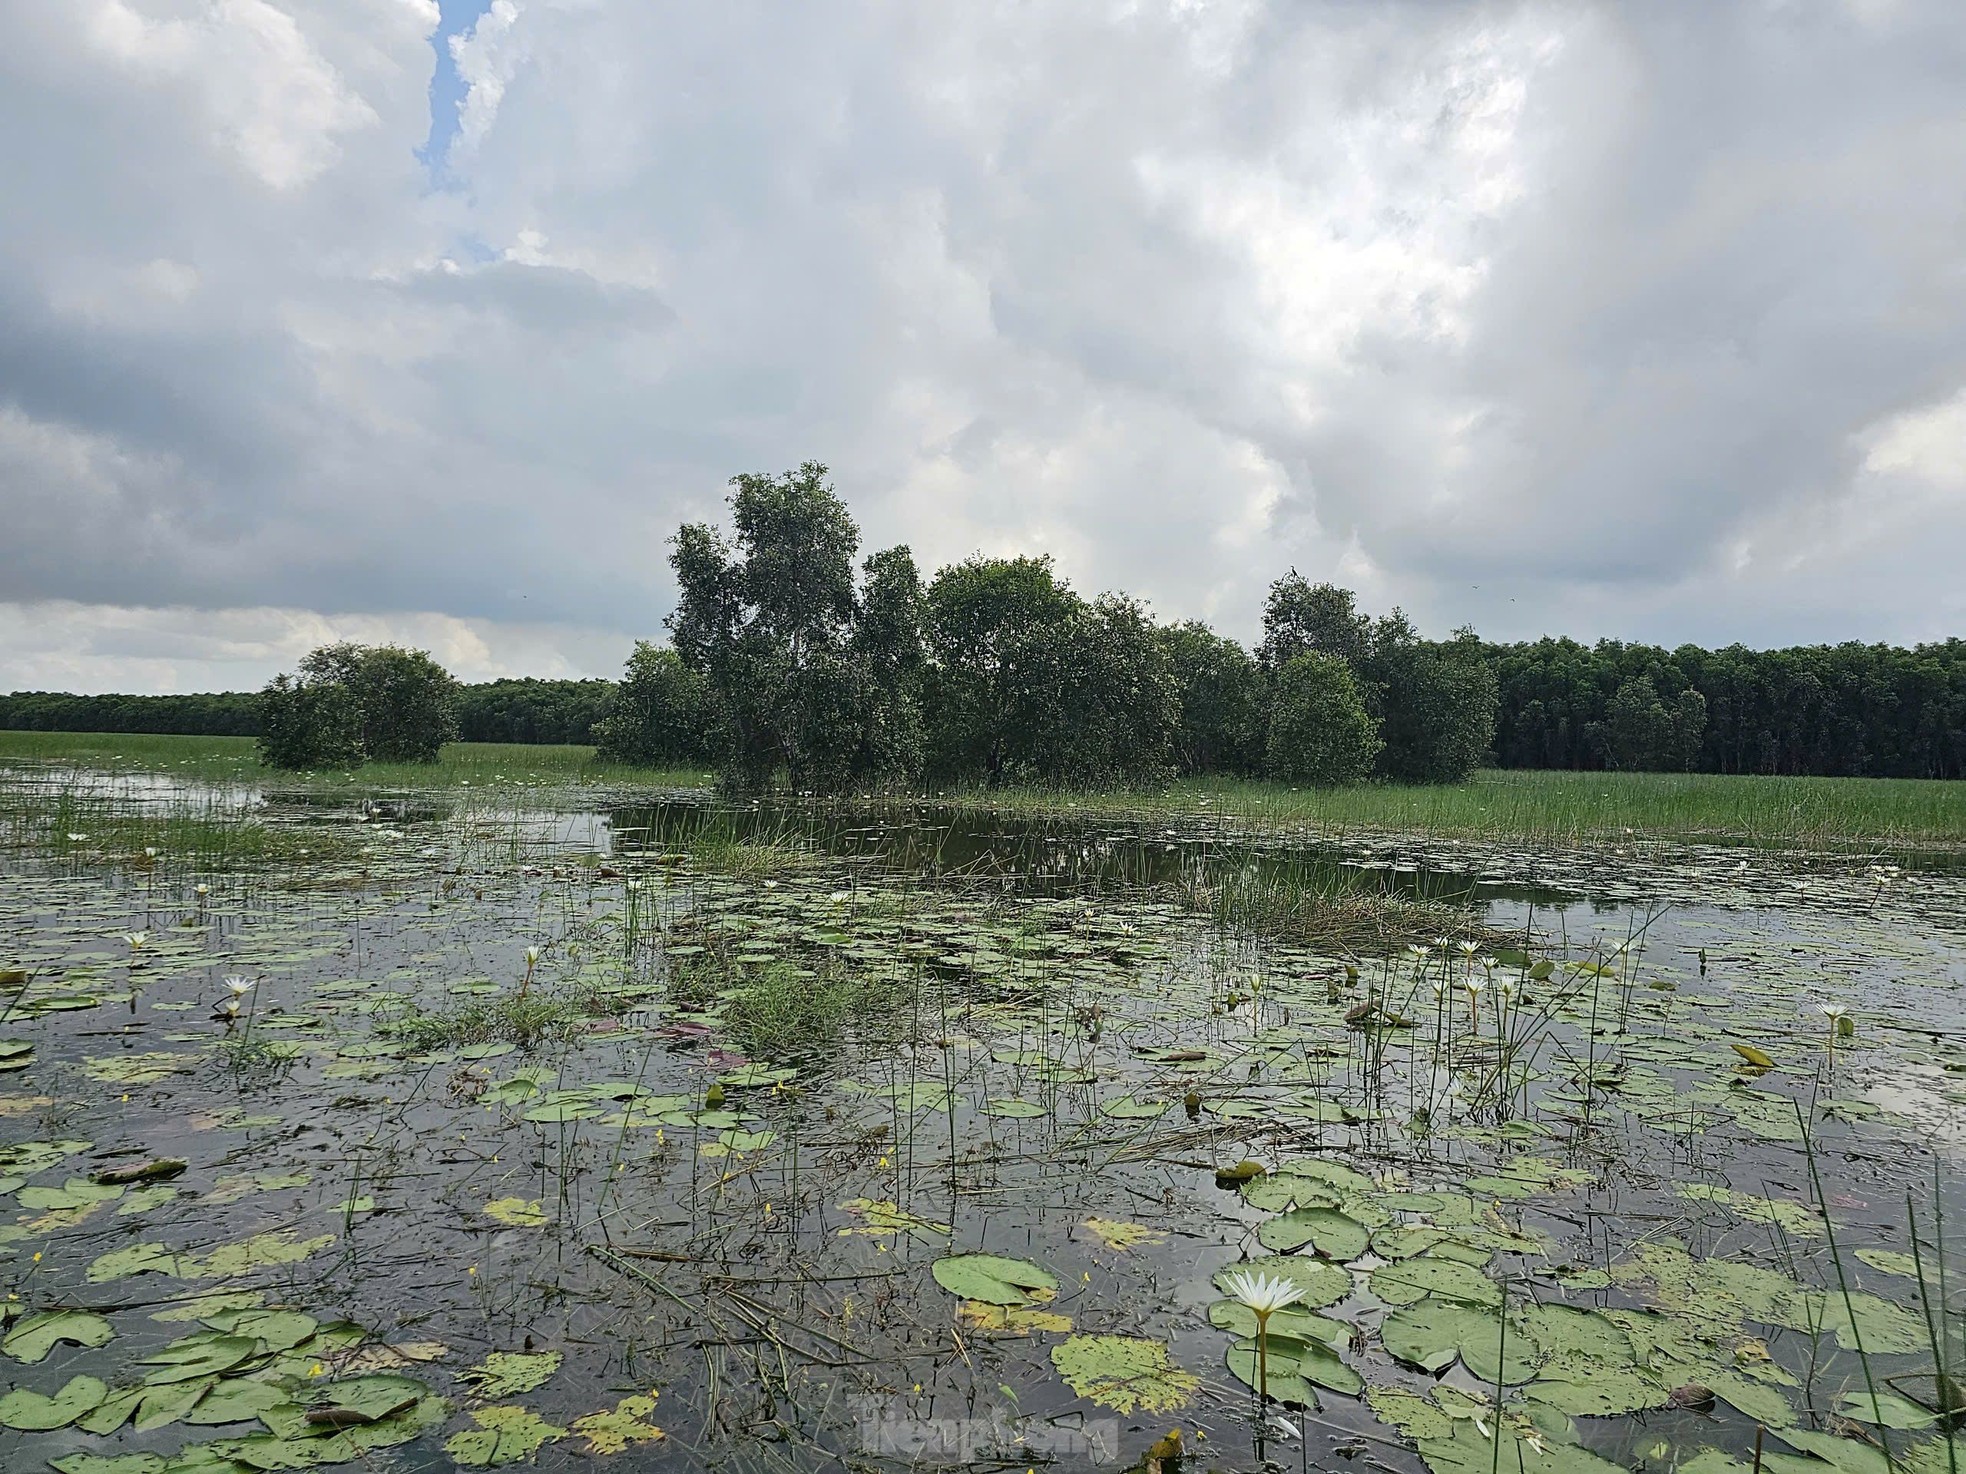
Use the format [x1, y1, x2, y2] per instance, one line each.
[0, 778, 356, 872]
[0, 730, 706, 791]
[1171, 860, 1482, 952]
[390, 990, 589, 1051]
[940, 768, 1966, 850]
[7, 731, 1960, 847]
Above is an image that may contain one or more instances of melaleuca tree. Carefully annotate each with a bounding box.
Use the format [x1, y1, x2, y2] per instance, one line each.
[1592, 676, 1708, 771]
[1259, 574, 1373, 673]
[1265, 653, 1381, 785]
[257, 642, 457, 769]
[849, 546, 928, 786]
[1365, 620, 1497, 784]
[923, 555, 1081, 782]
[256, 673, 363, 770]
[1159, 620, 1266, 775]
[668, 463, 923, 793]
[923, 563, 1177, 785]
[592, 643, 713, 766]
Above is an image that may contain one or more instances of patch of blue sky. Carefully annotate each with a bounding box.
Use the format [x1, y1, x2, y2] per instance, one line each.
[419, 0, 496, 183]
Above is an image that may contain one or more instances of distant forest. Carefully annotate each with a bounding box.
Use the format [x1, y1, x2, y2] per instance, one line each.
[6, 639, 1962, 782]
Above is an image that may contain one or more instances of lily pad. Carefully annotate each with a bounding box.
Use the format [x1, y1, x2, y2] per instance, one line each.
[0, 1373, 109, 1430]
[462, 1350, 563, 1397]
[931, 1254, 1058, 1306]
[1257, 1207, 1370, 1260]
[571, 1392, 664, 1454]
[3, 1308, 115, 1363]
[483, 1197, 549, 1227]
[1049, 1334, 1199, 1414]
[1371, 1257, 1501, 1308]
[444, 1404, 567, 1466]
[1212, 1255, 1352, 1309]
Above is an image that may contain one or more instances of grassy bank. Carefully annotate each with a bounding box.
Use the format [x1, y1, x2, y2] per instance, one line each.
[955, 768, 1966, 850]
[2, 729, 1961, 848]
[0, 730, 708, 791]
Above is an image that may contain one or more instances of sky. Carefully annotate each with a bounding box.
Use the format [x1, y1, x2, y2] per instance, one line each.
[2, 0, 1963, 695]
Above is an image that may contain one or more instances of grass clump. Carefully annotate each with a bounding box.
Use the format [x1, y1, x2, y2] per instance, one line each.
[1172, 864, 1481, 953]
[671, 955, 908, 1061]
[391, 992, 587, 1052]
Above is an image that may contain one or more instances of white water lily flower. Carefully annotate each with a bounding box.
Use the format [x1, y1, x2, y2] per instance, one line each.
[1431, 937, 1455, 952]
[1220, 1269, 1307, 1317]
[1457, 940, 1478, 957]
[1464, 976, 1487, 997]
[225, 976, 254, 996]
[124, 931, 149, 949]
[144, 847, 158, 859]
[195, 883, 209, 897]
[523, 946, 541, 965]
[1404, 943, 1430, 960]
[66, 833, 87, 842]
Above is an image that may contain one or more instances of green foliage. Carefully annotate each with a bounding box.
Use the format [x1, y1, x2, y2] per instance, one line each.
[1265, 653, 1380, 785]
[453, 677, 614, 743]
[1259, 574, 1373, 672]
[1160, 620, 1267, 775]
[255, 673, 362, 771]
[591, 643, 711, 765]
[1488, 635, 1966, 778]
[923, 554, 1081, 782]
[1366, 623, 1497, 784]
[924, 559, 1177, 784]
[256, 642, 458, 770]
[1592, 675, 1708, 771]
[669, 463, 923, 793]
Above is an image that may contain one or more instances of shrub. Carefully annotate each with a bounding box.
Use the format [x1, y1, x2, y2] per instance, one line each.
[256, 643, 458, 770]
[256, 674, 363, 771]
[1265, 654, 1381, 786]
[592, 643, 713, 766]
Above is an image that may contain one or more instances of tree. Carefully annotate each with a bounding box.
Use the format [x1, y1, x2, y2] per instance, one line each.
[256, 674, 363, 770]
[668, 463, 923, 793]
[1266, 653, 1381, 785]
[923, 555, 1081, 782]
[1365, 620, 1497, 784]
[256, 642, 456, 769]
[1592, 676, 1708, 771]
[1159, 621, 1266, 775]
[849, 546, 929, 786]
[1259, 575, 1372, 673]
[592, 645, 712, 766]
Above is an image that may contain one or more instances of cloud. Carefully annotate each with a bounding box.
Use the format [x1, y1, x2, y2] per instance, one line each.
[1, 0, 1962, 692]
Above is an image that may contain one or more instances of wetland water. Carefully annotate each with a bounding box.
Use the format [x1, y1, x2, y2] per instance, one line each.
[3, 766, 1965, 1473]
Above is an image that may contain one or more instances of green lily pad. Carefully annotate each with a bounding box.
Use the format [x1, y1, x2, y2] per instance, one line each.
[1049, 1334, 1199, 1414]
[0, 1372, 109, 1430]
[462, 1350, 563, 1397]
[1256, 1207, 1370, 1260]
[1371, 1257, 1501, 1308]
[2, 1308, 115, 1363]
[931, 1254, 1058, 1306]
[1226, 1333, 1363, 1400]
[1211, 1256, 1352, 1309]
[445, 1404, 567, 1466]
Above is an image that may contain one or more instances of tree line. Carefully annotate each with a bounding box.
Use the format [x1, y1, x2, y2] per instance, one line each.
[1485, 636, 1966, 779]
[3, 465, 1959, 781]
[0, 679, 615, 746]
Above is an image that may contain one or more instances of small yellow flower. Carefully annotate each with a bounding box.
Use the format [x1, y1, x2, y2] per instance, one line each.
[309, 1363, 324, 1377]
[32, 1251, 42, 1263]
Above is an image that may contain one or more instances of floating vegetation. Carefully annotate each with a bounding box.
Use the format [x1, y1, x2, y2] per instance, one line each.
[1, 756, 1963, 1470]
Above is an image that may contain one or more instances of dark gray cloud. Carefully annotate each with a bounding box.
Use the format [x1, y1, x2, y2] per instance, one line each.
[0, 0, 1962, 692]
